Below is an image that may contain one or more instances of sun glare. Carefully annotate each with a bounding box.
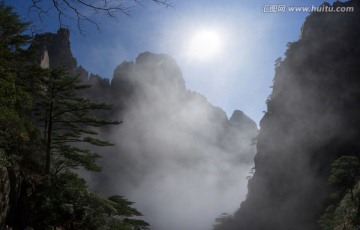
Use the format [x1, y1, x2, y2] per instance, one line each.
[188, 29, 222, 60]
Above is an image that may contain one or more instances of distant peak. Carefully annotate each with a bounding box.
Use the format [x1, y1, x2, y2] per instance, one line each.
[230, 110, 244, 120]
[229, 110, 257, 130]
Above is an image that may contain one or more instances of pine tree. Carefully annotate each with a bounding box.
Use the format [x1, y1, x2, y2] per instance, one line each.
[1, 4, 150, 229]
[33, 67, 120, 174]
[0, 3, 39, 167]
[34, 172, 150, 229]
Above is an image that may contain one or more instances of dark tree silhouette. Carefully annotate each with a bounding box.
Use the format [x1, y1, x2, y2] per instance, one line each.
[33, 67, 120, 174]
[328, 156, 360, 199]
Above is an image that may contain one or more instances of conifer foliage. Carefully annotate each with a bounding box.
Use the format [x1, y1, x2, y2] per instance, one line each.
[33, 67, 120, 174]
[0, 4, 149, 229]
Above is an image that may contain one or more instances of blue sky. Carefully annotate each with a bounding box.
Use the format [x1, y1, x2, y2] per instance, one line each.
[10, 0, 337, 125]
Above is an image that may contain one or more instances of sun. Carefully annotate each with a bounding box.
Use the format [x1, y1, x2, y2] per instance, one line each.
[187, 29, 222, 60]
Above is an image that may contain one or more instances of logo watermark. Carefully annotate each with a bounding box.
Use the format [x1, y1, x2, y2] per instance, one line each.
[262, 4, 354, 13]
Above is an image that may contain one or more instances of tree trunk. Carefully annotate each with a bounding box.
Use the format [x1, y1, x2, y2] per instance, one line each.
[45, 102, 53, 174]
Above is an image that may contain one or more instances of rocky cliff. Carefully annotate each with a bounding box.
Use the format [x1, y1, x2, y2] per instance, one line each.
[87, 51, 258, 230]
[31, 28, 77, 71]
[29, 29, 258, 230]
[224, 1, 360, 229]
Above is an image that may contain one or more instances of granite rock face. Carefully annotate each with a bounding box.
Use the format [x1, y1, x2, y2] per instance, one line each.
[31, 28, 77, 71]
[221, 1, 360, 229]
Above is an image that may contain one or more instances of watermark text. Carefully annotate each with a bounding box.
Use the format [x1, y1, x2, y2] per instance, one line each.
[262, 4, 354, 13]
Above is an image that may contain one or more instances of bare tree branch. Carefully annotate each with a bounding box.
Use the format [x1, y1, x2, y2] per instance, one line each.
[28, 0, 174, 35]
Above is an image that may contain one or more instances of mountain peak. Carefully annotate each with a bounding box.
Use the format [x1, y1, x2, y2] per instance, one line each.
[31, 28, 77, 71]
[229, 110, 257, 130]
[113, 52, 186, 93]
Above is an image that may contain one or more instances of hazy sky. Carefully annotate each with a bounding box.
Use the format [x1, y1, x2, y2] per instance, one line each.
[10, 0, 338, 124]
